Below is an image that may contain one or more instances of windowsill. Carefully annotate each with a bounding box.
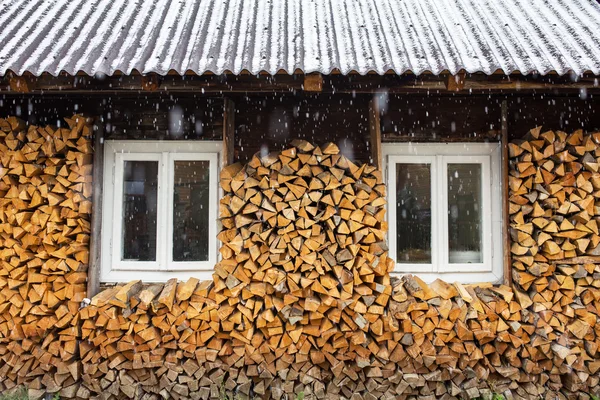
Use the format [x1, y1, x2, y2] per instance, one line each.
[101, 270, 216, 283]
[390, 269, 503, 285]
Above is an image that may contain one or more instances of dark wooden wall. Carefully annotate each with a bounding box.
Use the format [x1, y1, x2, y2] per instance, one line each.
[1, 93, 599, 161]
[380, 95, 502, 142]
[231, 94, 371, 163]
[506, 96, 600, 139]
[378, 94, 600, 143]
[0, 95, 223, 141]
[101, 96, 223, 140]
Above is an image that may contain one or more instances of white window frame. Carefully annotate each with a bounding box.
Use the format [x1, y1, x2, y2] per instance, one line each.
[383, 143, 503, 283]
[101, 140, 222, 282]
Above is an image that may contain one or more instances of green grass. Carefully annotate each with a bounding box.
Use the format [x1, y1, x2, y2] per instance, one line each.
[0, 388, 60, 400]
[474, 394, 505, 400]
[0, 387, 28, 400]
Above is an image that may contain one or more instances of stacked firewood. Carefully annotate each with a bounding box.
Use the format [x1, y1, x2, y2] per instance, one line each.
[77, 141, 400, 399]
[0, 128, 599, 399]
[215, 139, 393, 360]
[508, 127, 600, 395]
[76, 276, 529, 400]
[0, 116, 93, 396]
[74, 137, 600, 400]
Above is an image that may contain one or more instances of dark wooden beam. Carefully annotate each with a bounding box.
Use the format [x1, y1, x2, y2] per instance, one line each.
[368, 97, 382, 170]
[1, 73, 599, 94]
[382, 130, 501, 143]
[501, 99, 512, 286]
[87, 117, 104, 297]
[222, 98, 235, 168]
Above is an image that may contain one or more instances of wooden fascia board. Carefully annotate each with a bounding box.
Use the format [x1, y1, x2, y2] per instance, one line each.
[0, 73, 598, 94]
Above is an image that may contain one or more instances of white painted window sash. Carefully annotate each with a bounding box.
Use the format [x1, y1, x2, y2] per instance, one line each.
[111, 152, 162, 272]
[383, 142, 503, 283]
[166, 152, 219, 272]
[387, 155, 437, 274]
[439, 155, 492, 274]
[101, 140, 222, 283]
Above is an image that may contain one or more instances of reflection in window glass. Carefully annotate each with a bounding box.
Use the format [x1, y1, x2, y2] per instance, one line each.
[173, 161, 210, 261]
[396, 164, 431, 263]
[448, 164, 482, 263]
[122, 161, 158, 261]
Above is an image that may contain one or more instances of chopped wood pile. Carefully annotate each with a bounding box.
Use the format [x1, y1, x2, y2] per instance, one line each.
[0, 124, 599, 400]
[506, 127, 600, 395]
[0, 116, 93, 396]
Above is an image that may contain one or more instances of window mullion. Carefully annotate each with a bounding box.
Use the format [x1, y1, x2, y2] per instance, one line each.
[482, 156, 493, 269]
[428, 157, 436, 274]
[387, 156, 397, 265]
[438, 155, 449, 274]
[159, 152, 170, 271]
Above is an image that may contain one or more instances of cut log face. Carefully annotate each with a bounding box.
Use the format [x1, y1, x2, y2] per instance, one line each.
[1, 126, 600, 400]
[0, 115, 93, 396]
[77, 140, 398, 399]
[216, 140, 393, 337]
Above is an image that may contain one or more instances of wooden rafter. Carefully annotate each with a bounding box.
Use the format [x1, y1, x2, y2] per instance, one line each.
[8, 74, 30, 93]
[141, 74, 160, 91]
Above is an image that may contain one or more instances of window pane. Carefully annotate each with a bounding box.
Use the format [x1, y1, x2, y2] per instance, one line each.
[396, 164, 431, 263]
[122, 161, 158, 261]
[447, 164, 482, 263]
[173, 160, 211, 261]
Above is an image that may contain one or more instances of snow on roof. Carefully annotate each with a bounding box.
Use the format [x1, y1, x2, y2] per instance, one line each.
[1, 0, 599, 77]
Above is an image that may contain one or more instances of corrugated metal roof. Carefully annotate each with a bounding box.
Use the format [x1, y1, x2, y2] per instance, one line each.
[1, 0, 599, 77]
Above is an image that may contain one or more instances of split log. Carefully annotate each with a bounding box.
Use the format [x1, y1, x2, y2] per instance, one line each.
[1, 126, 599, 399]
[0, 115, 93, 395]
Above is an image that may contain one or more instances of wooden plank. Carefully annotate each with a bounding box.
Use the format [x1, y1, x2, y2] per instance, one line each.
[8, 75, 30, 93]
[380, 96, 503, 143]
[2, 73, 600, 94]
[222, 98, 235, 168]
[141, 74, 160, 91]
[304, 73, 323, 92]
[501, 100, 511, 286]
[368, 97, 382, 170]
[234, 96, 371, 165]
[550, 256, 600, 265]
[445, 72, 466, 91]
[87, 117, 104, 297]
[382, 131, 500, 143]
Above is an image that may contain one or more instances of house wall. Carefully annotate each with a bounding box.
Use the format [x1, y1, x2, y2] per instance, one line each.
[2, 93, 599, 156]
[232, 94, 372, 164]
[0, 105, 599, 399]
